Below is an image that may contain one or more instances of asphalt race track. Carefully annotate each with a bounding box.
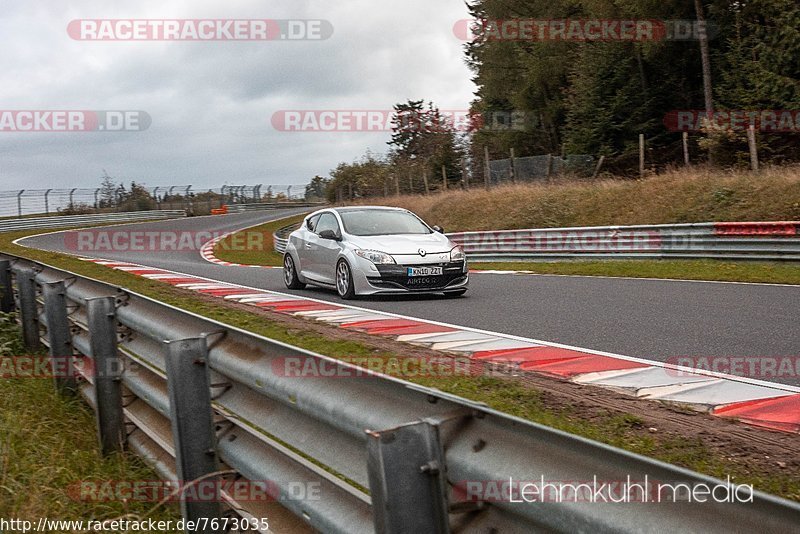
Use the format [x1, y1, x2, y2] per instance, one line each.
[19, 209, 800, 386]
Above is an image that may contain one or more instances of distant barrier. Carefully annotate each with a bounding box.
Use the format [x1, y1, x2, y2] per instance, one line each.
[0, 210, 186, 233]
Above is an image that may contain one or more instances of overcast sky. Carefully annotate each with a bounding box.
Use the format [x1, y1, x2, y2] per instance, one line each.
[0, 0, 475, 192]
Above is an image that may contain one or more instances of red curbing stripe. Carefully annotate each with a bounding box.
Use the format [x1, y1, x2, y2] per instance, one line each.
[162, 278, 207, 285]
[270, 302, 341, 312]
[197, 288, 252, 296]
[371, 324, 459, 336]
[521, 353, 648, 377]
[340, 319, 422, 330]
[250, 299, 308, 308]
[712, 394, 800, 433]
[471, 347, 579, 365]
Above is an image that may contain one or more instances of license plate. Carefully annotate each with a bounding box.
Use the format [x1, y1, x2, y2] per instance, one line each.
[407, 266, 443, 277]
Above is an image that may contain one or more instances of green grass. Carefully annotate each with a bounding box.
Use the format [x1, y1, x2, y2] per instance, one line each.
[471, 259, 800, 284]
[0, 313, 181, 528]
[1, 225, 798, 502]
[212, 213, 307, 266]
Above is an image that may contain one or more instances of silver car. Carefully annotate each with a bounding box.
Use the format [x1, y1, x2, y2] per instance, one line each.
[282, 207, 468, 299]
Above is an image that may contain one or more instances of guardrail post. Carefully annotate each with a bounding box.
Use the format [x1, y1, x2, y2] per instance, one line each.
[164, 336, 222, 530]
[42, 280, 77, 394]
[0, 260, 14, 313]
[367, 421, 450, 534]
[13, 266, 39, 350]
[87, 297, 125, 455]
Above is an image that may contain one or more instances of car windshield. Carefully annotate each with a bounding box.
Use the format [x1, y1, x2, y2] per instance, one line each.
[339, 210, 432, 236]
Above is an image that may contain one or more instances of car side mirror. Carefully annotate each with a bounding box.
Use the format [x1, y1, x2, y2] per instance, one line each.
[318, 229, 340, 241]
[432, 225, 444, 233]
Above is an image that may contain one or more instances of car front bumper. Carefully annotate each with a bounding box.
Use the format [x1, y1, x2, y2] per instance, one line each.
[352, 259, 469, 295]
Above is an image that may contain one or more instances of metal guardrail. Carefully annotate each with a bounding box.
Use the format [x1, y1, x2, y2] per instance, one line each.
[2, 254, 800, 533]
[225, 202, 324, 215]
[273, 222, 302, 254]
[0, 210, 186, 234]
[447, 221, 800, 262]
[274, 220, 800, 262]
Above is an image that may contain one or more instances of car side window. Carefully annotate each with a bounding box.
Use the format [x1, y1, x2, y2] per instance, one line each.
[315, 213, 340, 235]
[306, 214, 320, 232]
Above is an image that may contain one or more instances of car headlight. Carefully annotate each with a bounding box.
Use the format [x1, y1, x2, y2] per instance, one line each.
[355, 249, 396, 264]
[450, 245, 466, 262]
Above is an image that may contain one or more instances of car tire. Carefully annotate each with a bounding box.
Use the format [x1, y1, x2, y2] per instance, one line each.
[443, 289, 467, 298]
[283, 254, 306, 289]
[336, 259, 356, 300]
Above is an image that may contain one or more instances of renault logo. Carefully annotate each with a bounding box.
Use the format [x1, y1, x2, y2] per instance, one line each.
[418, 249, 427, 257]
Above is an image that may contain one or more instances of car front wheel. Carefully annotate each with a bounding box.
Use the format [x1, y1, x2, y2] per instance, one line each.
[336, 259, 356, 299]
[283, 254, 306, 289]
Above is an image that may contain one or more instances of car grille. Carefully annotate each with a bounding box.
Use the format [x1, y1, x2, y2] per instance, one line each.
[369, 261, 467, 291]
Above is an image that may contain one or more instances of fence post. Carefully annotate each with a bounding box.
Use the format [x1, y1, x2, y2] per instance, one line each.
[395, 175, 400, 196]
[441, 165, 448, 191]
[44, 189, 52, 215]
[747, 126, 759, 172]
[510, 148, 517, 183]
[87, 297, 126, 455]
[639, 134, 646, 177]
[13, 265, 39, 350]
[41, 280, 77, 394]
[423, 169, 430, 195]
[367, 421, 450, 534]
[592, 155, 606, 179]
[0, 260, 14, 313]
[164, 336, 222, 528]
[483, 146, 491, 189]
[461, 158, 469, 189]
[682, 132, 690, 165]
[17, 190, 24, 218]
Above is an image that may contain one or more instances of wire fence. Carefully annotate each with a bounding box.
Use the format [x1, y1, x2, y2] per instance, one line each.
[0, 183, 310, 218]
[487, 154, 595, 184]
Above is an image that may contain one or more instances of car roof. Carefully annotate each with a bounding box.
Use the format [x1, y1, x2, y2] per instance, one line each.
[331, 206, 407, 213]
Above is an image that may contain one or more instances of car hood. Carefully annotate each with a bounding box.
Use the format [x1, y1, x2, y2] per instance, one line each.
[346, 232, 453, 255]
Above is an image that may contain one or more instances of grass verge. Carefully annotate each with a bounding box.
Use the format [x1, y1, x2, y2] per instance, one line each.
[471, 259, 800, 284]
[2, 226, 799, 502]
[212, 213, 307, 266]
[0, 313, 181, 527]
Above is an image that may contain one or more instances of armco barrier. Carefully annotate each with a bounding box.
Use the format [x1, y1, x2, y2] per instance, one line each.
[273, 219, 800, 262]
[273, 222, 302, 254]
[1, 254, 800, 533]
[446, 221, 800, 262]
[224, 201, 324, 214]
[0, 210, 186, 233]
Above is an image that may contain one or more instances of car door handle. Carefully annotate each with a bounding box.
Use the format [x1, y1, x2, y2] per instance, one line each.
[305, 243, 312, 248]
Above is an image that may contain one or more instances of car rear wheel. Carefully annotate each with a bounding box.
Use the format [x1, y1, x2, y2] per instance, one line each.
[283, 254, 306, 289]
[336, 260, 356, 299]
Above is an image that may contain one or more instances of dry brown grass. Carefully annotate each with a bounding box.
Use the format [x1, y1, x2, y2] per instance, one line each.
[346, 166, 800, 231]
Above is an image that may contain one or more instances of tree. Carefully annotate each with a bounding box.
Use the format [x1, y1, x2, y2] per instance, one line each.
[98, 170, 117, 208]
[305, 176, 329, 201]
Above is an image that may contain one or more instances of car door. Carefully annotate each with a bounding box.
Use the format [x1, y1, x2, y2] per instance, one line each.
[311, 212, 343, 284]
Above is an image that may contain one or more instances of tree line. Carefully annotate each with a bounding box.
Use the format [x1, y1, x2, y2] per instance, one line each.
[320, 0, 800, 200]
